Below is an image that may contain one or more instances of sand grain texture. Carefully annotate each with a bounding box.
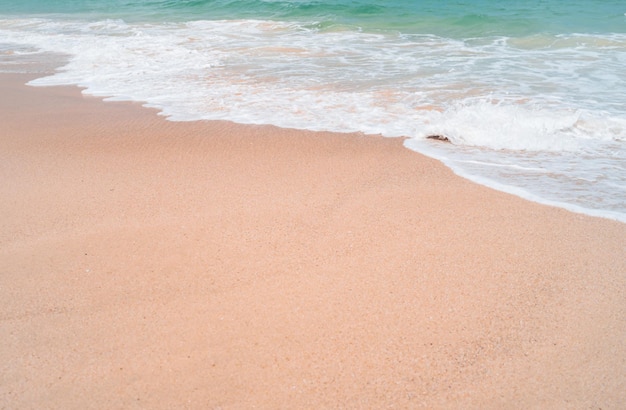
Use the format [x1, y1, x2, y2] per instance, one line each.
[1, 74, 625, 409]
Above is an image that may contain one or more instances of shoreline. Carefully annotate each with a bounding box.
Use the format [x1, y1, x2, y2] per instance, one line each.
[408, 140, 626, 225]
[11, 47, 626, 225]
[2, 72, 626, 408]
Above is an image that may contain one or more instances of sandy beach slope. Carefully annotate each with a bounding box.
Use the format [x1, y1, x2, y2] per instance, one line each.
[1, 73, 625, 409]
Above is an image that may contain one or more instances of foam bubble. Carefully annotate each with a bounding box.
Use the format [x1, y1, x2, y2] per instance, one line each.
[417, 101, 585, 151]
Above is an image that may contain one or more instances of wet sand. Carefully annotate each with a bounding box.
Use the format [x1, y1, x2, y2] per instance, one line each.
[1, 73, 625, 409]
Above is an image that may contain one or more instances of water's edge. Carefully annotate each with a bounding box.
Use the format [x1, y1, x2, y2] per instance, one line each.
[6, 50, 625, 224]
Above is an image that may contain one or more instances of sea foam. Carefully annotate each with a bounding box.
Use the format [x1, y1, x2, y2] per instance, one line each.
[1, 16, 624, 222]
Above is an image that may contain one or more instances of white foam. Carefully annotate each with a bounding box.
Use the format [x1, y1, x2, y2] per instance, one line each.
[406, 137, 626, 223]
[1, 16, 625, 222]
[416, 101, 589, 151]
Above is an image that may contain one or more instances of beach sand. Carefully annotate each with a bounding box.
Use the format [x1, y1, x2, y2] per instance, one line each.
[1, 72, 625, 409]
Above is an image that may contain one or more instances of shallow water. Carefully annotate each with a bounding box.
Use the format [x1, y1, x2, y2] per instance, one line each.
[1, 0, 625, 221]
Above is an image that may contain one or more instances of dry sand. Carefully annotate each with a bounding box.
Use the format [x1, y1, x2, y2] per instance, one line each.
[1, 73, 625, 409]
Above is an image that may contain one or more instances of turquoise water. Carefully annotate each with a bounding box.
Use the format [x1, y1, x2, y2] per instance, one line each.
[2, 0, 625, 35]
[1, 0, 625, 221]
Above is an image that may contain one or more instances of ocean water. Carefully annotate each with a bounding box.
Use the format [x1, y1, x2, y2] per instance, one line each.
[1, 0, 625, 222]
